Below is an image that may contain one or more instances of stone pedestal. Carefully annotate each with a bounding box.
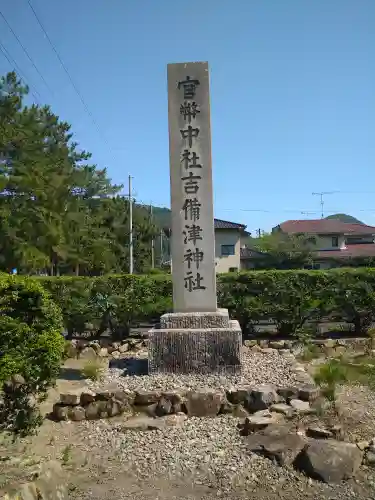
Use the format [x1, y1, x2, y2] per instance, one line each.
[148, 308, 242, 375]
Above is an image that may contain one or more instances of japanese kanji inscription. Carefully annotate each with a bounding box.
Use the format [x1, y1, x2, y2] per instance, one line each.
[167, 62, 217, 312]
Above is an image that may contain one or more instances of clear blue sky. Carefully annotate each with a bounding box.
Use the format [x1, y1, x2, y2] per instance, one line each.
[1, 0, 374, 234]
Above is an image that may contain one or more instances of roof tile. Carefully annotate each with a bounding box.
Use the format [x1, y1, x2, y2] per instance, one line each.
[279, 219, 375, 235]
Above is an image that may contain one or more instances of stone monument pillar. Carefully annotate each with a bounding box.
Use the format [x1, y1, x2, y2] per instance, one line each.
[148, 61, 242, 374]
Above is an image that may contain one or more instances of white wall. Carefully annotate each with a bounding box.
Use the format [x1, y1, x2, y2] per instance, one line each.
[214, 230, 241, 273]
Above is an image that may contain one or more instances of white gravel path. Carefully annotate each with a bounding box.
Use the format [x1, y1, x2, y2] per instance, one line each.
[88, 348, 310, 393]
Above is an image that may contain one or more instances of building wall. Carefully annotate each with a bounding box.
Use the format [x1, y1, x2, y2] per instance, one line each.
[214, 230, 241, 273]
[313, 234, 346, 250]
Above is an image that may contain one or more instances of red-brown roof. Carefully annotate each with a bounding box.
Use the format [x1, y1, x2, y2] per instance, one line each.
[214, 219, 247, 230]
[316, 244, 375, 259]
[278, 219, 375, 235]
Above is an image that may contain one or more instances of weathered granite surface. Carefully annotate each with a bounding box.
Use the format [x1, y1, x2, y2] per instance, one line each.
[160, 308, 230, 329]
[148, 320, 242, 374]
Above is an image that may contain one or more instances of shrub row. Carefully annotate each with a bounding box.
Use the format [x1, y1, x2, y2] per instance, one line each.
[38, 268, 375, 338]
[0, 274, 65, 436]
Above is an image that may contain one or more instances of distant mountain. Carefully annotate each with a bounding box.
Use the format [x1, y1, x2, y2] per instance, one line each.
[151, 206, 171, 230]
[325, 213, 364, 224]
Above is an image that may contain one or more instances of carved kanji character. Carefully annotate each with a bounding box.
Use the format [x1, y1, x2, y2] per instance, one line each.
[183, 224, 203, 245]
[181, 150, 202, 170]
[180, 126, 199, 148]
[182, 198, 201, 222]
[180, 101, 200, 123]
[184, 271, 206, 292]
[184, 248, 204, 270]
[178, 76, 200, 99]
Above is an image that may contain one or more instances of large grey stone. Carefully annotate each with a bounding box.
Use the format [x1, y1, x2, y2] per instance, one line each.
[167, 61, 216, 313]
[245, 384, 278, 412]
[298, 440, 363, 483]
[148, 323, 242, 374]
[160, 309, 229, 329]
[247, 425, 307, 466]
[59, 391, 81, 406]
[185, 390, 224, 417]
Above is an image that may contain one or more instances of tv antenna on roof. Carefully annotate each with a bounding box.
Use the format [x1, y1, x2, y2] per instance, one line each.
[312, 191, 338, 219]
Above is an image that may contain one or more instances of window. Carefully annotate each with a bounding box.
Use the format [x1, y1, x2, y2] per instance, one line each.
[332, 236, 339, 248]
[221, 244, 235, 256]
[229, 267, 238, 272]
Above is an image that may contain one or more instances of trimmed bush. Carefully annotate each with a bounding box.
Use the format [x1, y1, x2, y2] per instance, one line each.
[0, 274, 65, 436]
[39, 268, 375, 339]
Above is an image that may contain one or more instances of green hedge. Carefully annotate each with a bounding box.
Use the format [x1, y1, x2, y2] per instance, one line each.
[0, 274, 65, 436]
[38, 268, 375, 338]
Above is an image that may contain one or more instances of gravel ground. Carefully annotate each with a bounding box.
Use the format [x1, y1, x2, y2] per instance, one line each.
[89, 348, 309, 393]
[69, 414, 375, 500]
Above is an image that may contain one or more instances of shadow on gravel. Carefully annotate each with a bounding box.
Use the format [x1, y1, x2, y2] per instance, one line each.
[109, 357, 149, 376]
[59, 367, 86, 381]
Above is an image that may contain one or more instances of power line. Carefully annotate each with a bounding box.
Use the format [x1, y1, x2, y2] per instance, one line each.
[0, 39, 41, 104]
[26, 0, 111, 149]
[0, 8, 53, 95]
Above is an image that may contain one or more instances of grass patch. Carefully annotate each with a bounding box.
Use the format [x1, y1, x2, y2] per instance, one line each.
[81, 360, 104, 382]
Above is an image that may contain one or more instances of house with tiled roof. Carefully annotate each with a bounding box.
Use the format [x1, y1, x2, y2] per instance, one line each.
[274, 219, 375, 269]
[213, 219, 250, 272]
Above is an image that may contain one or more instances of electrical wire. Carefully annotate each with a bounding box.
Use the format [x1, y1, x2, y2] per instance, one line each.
[0, 39, 41, 104]
[26, 0, 114, 157]
[0, 8, 53, 95]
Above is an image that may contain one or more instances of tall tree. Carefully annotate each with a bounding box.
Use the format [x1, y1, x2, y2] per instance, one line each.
[251, 231, 315, 269]
[0, 72, 158, 275]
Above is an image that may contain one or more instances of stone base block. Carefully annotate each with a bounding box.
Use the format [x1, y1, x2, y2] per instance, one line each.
[148, 320, 242, 375]
[160, 308, 229, 329]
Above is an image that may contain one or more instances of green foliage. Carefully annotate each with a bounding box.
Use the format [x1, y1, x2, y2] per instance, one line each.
[314, 359, 349, 402]
[0, 274, 65, 437]
[81, 360, 103, 381]
[249, 232, 316, 269]
[41, 274, 173, 340]
[0, 71, 157, 276]
[38, 268, 375, 340]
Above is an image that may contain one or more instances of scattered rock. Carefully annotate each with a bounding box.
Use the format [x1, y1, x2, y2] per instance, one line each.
[270, 403, 294, 417]
[85, 401, 108, 420]
[289, 399, 312, 413]
[246, 384, 278, 412]
[80, 347, 97, 360]
[155, 397, 172, 417]
[356, 440, 370, 451]
[111, 350, 121, 359]
[80, 390, 96, 406]
[298, 385, 320, 402]
[269, 340, 285, 349]
[244, 340, 257, 348]
[98, 347, 108, 357]
[226, 386, 252, 405]
[160, 413, 187, 427]
[298, 440, 363, 483]
[185, 390, 224, 417]
[364, 451, 375, 466]
[52, 403, 69, 421]
[241, 412, 281, 434]
[119, 343, 129, 353]
[68, 406, 86, 421]
[134, 390, 161, 406]
[59, 391, 81, 406]
[306, 426, 334, 439]
[247, 425, 307, 466]
[121, 416, 166, 431]
[277, 386, 299, 402]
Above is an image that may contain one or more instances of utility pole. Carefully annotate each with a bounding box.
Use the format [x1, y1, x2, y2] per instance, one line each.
[159, 228, 163, 267]
[312, 192, 337, 218]
[150, 204, 155, 268]
[128, 175, 133, 274]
